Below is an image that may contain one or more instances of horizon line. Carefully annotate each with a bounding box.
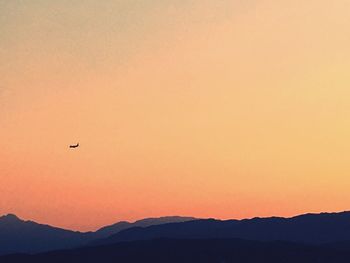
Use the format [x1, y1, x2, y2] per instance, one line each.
[1, 209, 350, 233]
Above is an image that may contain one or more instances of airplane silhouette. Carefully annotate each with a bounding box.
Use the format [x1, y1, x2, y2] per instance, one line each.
[69, 143, 79, 149]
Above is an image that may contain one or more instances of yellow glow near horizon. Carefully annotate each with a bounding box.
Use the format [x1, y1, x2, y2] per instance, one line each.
[1, 0, 350, 231]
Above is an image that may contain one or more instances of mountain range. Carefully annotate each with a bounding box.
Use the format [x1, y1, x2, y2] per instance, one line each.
[2, 211, 350, 262]
[92, 211, 350, 246]
[0, 214, 195, 255]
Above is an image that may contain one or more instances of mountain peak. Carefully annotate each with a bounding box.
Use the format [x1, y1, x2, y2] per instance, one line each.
[0, 214, 21, 222]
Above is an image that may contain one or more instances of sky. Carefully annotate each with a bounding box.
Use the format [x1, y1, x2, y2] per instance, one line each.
[1, 0, 350, 231]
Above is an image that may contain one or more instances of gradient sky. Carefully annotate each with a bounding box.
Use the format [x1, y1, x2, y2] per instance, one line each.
[1, 0, 350, 231]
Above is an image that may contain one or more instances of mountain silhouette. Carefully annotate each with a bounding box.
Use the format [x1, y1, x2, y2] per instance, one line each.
[95, 216, 196, 238]
[92, 211, 350, 246]
[2, 238, 350, 263]
[0, 214, 195, 255]
[3, 211, 350, 257]
[0, 214, 93, 255]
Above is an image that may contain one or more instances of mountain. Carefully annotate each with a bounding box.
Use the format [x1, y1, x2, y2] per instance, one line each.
[0, 214, 93, 255]
[95, 216, 196, 238]
[0, 214, 196, 255]
[93, 211, 350, 246]
[3, 211, 350, 257]
[3, 238, 350, 263]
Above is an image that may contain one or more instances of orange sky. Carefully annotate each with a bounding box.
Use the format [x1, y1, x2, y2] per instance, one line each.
[1, 0, 350, 231]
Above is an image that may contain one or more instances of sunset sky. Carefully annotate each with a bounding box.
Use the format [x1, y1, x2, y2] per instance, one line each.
[1, 0, 350, 231]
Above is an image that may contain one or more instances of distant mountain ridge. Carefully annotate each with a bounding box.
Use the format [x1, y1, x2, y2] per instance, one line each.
[95, 216, 196, 238]
[0, 214, 196, 255]
[92, 211, 350, 246]
[0, 214, 92, 255]
[3, 211, 350, 256]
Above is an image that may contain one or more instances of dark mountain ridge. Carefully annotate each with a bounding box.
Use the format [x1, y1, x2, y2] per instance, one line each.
[0, 214, 195, 255]
[93, 211, 350, 246]
[95, 216, 196, 238]
[3, 211, 350, 257]
[0, 214, 92, 255]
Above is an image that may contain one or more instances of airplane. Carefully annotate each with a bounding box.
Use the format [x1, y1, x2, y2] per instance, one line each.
[69, 143, 79, 149]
